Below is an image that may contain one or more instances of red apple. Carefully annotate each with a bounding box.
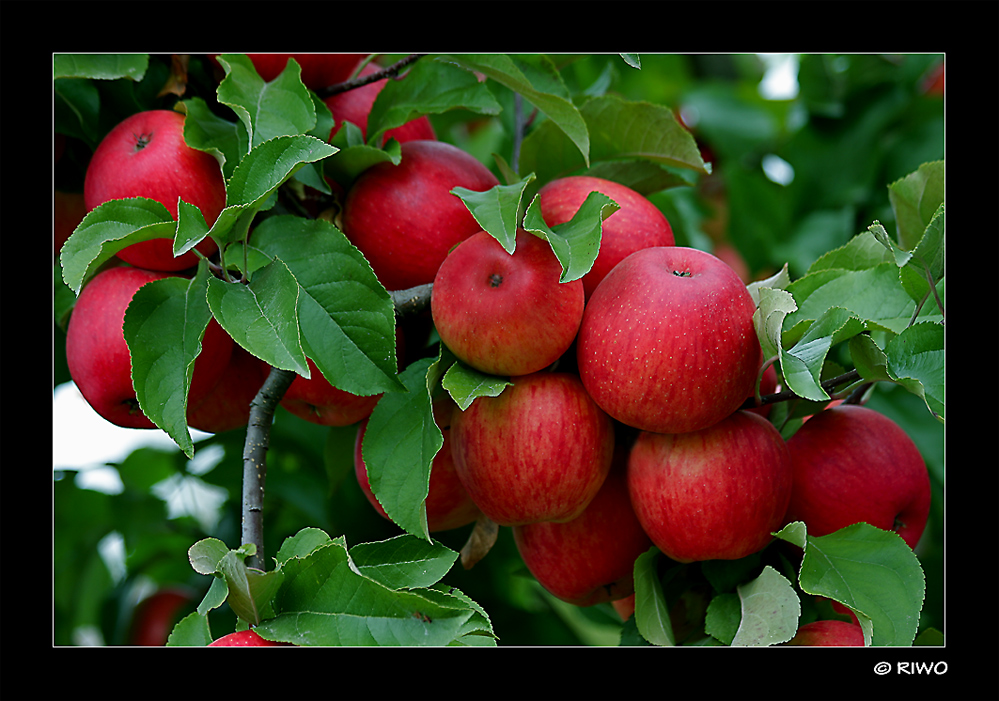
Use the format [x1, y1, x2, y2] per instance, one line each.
[280, 358, 382, 427]
[627, 410, 792, 563]
[783, 405, 931, 550]
[784, 619, 865, 647]
[325, 62, 436, 147]
[354, 394, 481, 532]
[55, 190, 87, 262]
[128, 587, 194, 646]
[83, 110, 226, 271]
[512, 459, 653, 606]
[187, 345, 272, 433]
[577, 246, 762, 435]
[450, 372, 614, 527]
[208, 629, 291, 647]
[244, 53, 363, 91]
[341, 140, 499, 290]
[65, 266, 233, 429]
[537, 175, 674, 299]
[432, 229, 585, 377]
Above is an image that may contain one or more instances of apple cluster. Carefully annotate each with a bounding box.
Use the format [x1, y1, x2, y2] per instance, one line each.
[61, 55, 934, 632]
[349, 155, 931, 613]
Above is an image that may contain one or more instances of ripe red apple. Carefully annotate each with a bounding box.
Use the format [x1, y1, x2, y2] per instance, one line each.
[84, 110, 226, 271]
[341, 140, 499, 290]
[244, 53, 363, 90]
[784, 619, 865, 647]
[128, 587, 194, 646]
[783, 404, 931, 550]
[537, 175, 674, 299]
[512, 459, 653, 606]
[577, 246, 762, 435]
[187, 345, 272, 433]
[450, 372, 614, 527]
[627, 410, 792, 563]
[325, 62, 436, 146]
[208, 629, 291, 647]
[65, 266, 233, 429]
[354, 394, 481, 532]
[432, 229, 585, 377]
[280, 358, 382, 427]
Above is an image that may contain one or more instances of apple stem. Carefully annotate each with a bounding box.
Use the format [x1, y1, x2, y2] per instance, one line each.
[241, 365, 297, 571]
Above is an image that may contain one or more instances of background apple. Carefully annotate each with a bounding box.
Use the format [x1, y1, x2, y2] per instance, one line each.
[83, 110, 227, 271]
[783, 619, 865, 646]
[280, 358, 382, 427]
[128, 587, 194, 646]
[783, 404, 931, 550]
[325, 61, 436, 146]
[537, 175, 674, 299]
[577, 246, 761, 435]
[450, 372, 614, 527]
[66, 266, 233, 429]
[432, 229, 585, 377]
[341, 140, 499, 290]
[627, 410, 792, 563]
[208, 629, 291, 647]
[244, 53, 363, 91]
[187, 345, 272, 433]
[54, 190, 87, 262]
[354, 394, 481, 532]
[512, 457, 652, 606]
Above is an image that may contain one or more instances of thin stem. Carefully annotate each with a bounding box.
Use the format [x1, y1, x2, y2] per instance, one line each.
[316, 54, 426, 99]
[743, 368, 864, 410]
[242, 365, 297, 571]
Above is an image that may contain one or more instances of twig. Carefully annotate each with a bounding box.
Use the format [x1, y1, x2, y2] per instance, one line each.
[316, 54, 426, 99]
[242, 365, 297, 571]
[390, 283, 433, 317]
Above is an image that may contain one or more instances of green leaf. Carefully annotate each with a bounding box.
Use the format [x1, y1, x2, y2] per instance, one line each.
[165, 611, 214, 647]
[633, 547, 675, 646]
[776, 522, 926, 647]
[250, 215, 403, 396]
[254, 537, 478, 646]
[215, 53, 317, 153]
[520, 94, 709, 185]
[730, 566, 800, 646]
[54, 53, 148, 80]
[806, 230, 891, 274]
[441, 54, 590, 167]
[206, 258, 310, 377]
[177, 97, 242, 180]
[441, 358, 512, 411]
[348, 535, 459, 590]
[174, 199, 211, 258]
[59, 198, 177, 294]
[188, 538, 231, 576]
[780, 307, 867, 402]
[275, 527, 334, 565]
[784, 262, 919, 337]
[850, 323, 944, 421]
[123, 262, 219, 458]
[366, 57, 502, 147]
[207, 134, 338, 248]
[704, 593, 741, 645]
[218, 550, 285, 626]
[753, 285, 797, 362]
[522, 190, 619, 283]
[888, 161, 944, 251]
[361, 358, 442, 541]
[452, 174, 537, 254]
